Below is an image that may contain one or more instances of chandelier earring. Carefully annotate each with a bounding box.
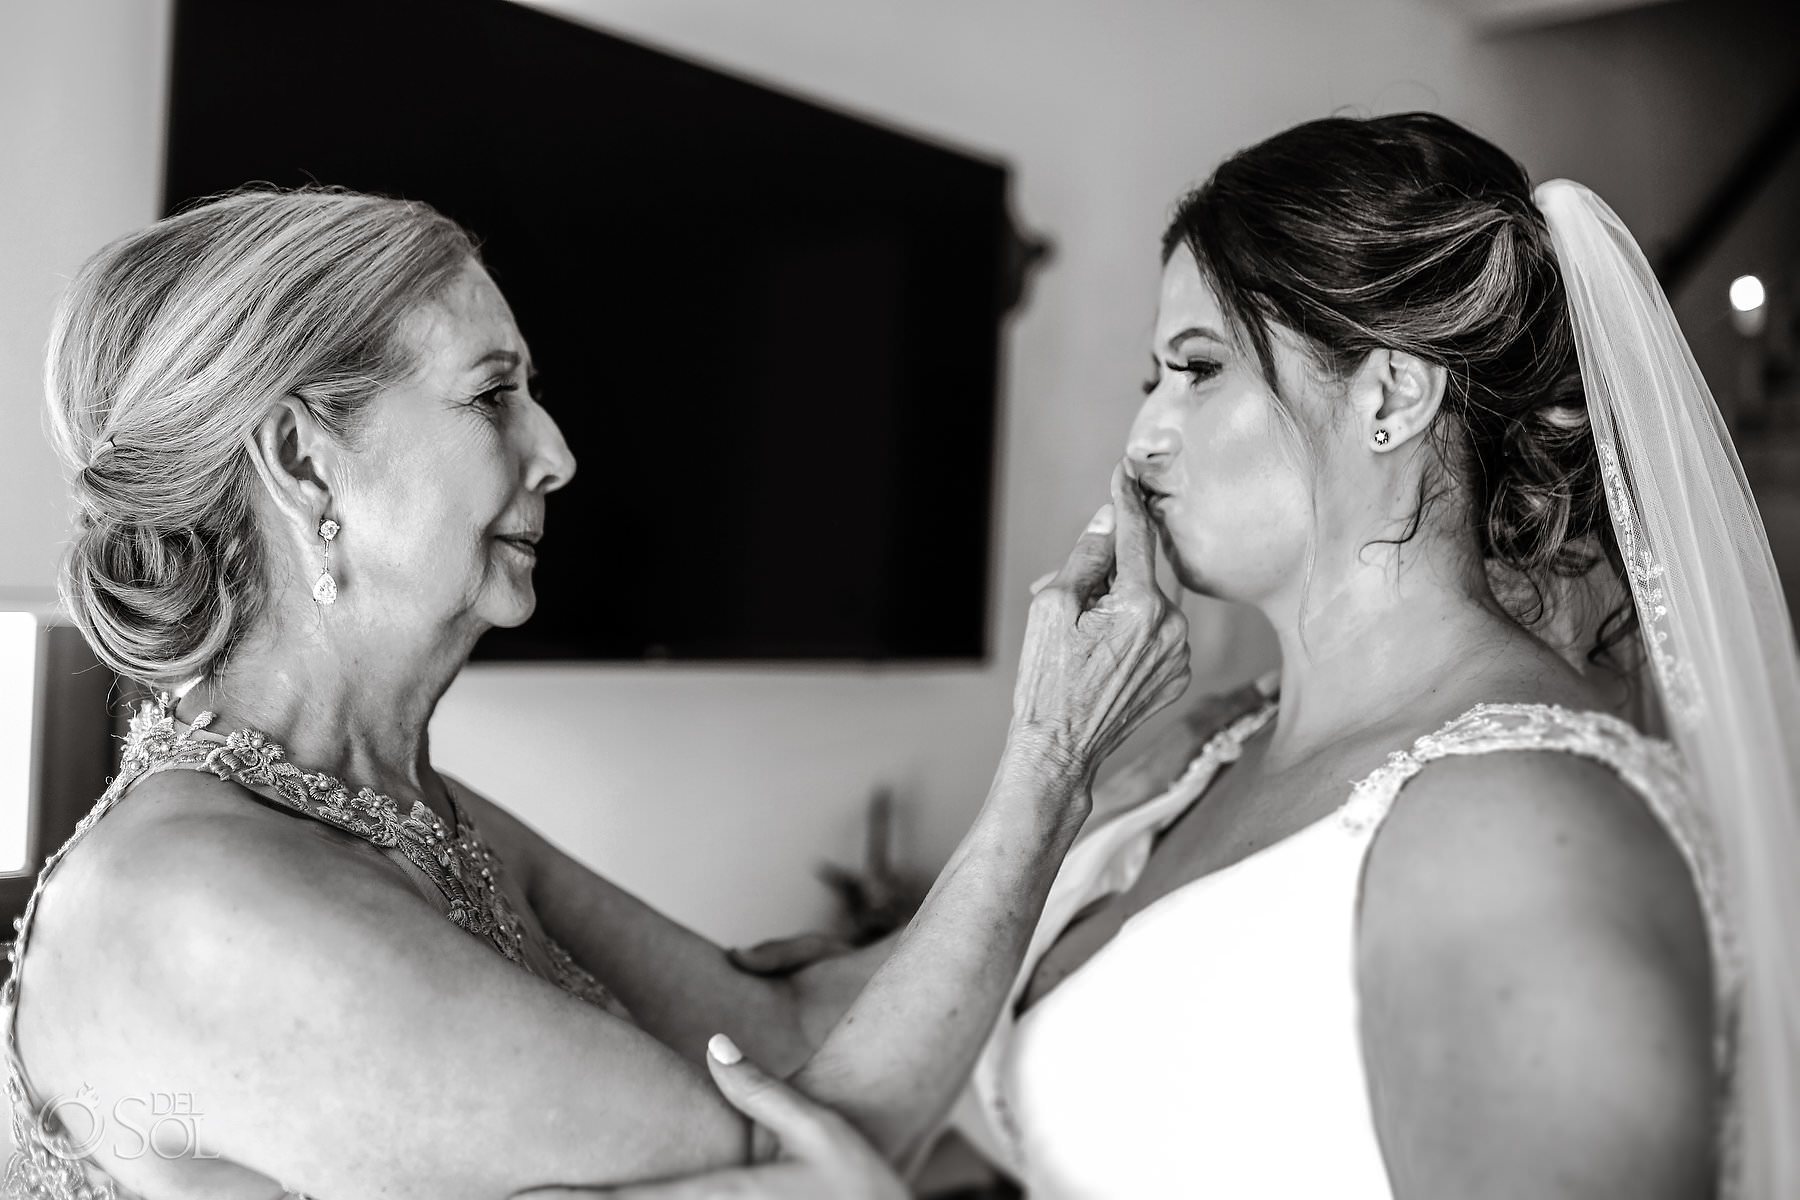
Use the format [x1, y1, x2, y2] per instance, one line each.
[312, 517, 340, 605]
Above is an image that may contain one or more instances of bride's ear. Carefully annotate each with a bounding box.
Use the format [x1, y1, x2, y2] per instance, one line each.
[1354, 349, 1447, 452]
[244, 396, 338, 540]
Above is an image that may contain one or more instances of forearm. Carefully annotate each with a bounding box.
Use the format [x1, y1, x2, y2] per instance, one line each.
[530, 854, 813, 1073]
[788, 747, 1086, 1164]
[788, 931, 899, 1051]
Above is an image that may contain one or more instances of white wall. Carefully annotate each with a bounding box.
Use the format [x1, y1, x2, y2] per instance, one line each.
[4, 0, 1792, 944]
[1, 0, 171, 591]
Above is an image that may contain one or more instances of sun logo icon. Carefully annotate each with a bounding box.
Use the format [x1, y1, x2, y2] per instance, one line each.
[39, 1082, 106, 1159]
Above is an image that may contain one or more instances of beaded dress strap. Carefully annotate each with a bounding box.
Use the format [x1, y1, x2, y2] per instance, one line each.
[1336, 702, 1727, 973]
[0, 718, 242, 1199]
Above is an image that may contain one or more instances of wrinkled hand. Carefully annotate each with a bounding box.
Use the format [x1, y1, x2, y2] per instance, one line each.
[512, 1036, 909, 1200]
[1009, 462, 1191, 788]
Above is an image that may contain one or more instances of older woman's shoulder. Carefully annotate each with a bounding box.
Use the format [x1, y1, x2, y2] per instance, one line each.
[72, 766, 372, 888]
[32, 769, 411, 980]
[11, 769, 433, 1139]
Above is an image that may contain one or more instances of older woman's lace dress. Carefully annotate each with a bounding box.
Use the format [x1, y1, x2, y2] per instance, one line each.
[0, 700, 630, 1200]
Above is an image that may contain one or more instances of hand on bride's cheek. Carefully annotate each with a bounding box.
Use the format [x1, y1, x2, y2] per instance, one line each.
[1129, 247, 1319, 604]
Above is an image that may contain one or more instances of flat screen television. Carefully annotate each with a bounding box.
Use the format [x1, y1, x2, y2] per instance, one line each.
[164, 0, 1020, 661]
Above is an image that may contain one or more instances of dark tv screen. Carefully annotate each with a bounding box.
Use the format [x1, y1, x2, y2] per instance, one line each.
[165, 0, 1011, 660]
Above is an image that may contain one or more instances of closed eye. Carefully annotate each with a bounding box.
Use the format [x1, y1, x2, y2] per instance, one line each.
[1172, 358, 1221, 386]
[1142, 358, 1222, 395]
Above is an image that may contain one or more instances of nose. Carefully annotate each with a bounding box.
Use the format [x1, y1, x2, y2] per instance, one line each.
[1126, 391, 1181, 475]
[521, 400, 577, 493]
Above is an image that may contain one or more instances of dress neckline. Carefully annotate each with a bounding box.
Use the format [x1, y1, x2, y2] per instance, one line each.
[112, 700, 522, 947]
[161, 707, 464, 837]
[1112, 697, 1679, 944]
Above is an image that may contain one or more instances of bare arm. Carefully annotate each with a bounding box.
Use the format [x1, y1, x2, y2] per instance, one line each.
[782, 469, 1190, 1163]
[91, 786, 752, 1200]
[1357, 752, 1717, 1199]
[464, 793, 818, 1075]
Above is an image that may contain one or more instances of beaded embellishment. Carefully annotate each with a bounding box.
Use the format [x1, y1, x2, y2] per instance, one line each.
[113, 700, 628, 1014]
[1597, 438, 1705, 728]
[124, 703, 514, 947]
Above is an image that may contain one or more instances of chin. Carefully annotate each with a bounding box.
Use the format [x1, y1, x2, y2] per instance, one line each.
[1158, 528, 1209, 595]
[481, 585, 538, 629]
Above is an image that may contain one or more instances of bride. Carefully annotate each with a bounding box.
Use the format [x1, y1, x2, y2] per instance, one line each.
[628, 112, 1800, 1199]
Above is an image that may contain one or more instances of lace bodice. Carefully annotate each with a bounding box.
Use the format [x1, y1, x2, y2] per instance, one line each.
[1, 700, 630, 1200]
[954, 688, 1742, 1199]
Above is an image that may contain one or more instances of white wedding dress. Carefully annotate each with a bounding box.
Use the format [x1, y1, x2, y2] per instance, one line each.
[951, 677, 1741, 1199]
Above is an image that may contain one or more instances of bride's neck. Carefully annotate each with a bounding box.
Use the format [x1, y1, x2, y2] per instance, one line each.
[176, 622, 466, 807]
[1260, 530, 1522, 767]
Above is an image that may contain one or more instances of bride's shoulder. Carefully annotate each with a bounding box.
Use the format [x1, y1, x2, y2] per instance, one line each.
[1351, 744, 1717, 1190]
[1354, 735, 1712, 1014]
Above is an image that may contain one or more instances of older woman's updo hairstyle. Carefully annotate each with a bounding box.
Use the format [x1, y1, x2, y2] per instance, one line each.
[47, 188, 478, 692]
[1164, 112, 1630, 659]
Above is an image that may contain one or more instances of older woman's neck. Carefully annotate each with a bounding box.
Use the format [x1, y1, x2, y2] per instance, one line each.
[176, 620, 473, 806]
[1260, 528, 1523, 767]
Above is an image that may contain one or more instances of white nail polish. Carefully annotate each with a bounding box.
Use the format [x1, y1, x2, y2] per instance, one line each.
[709, 1033, 743, 1065]
[1087, 505, 1116, 534]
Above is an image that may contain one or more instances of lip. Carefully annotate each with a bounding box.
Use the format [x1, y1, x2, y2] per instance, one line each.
[1135, 478, 1173, 512]
[496, 531, 541, 558]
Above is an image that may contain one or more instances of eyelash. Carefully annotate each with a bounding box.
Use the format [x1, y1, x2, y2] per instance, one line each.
[472, 384, 515, 410]
[472, 375, 544, 412]
[1141, 359, 1221, 395]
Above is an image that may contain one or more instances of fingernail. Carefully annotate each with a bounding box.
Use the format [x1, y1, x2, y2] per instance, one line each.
[1087, 504, 1115, 534]
[708, 1033, 743, 1065]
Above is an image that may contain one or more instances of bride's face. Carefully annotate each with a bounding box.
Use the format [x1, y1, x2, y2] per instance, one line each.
[1128, 246, 1320, 604]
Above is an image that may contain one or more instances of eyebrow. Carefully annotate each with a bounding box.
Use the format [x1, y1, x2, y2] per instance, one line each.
[467, 348, 522, 373]
[1161, 326, 1227, 354]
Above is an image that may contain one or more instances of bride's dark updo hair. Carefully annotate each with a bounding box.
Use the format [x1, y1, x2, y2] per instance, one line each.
[1163, 111, 1629, 657]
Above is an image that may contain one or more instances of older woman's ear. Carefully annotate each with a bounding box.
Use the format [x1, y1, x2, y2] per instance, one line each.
[244, 395, 339, 538]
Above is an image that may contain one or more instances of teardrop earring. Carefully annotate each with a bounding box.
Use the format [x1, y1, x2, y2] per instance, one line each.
[312, 517, 340, 605]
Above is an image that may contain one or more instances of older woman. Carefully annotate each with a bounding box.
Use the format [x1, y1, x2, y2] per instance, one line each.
[632, 112, 1800, 1198]
[3, 188, 1189, 1199]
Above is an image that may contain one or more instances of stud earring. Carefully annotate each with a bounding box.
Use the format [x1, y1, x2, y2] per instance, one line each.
[312, 517, 340, 605]
[1372, 427, 1392, 448]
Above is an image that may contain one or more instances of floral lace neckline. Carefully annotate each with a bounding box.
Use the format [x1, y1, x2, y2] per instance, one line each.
[115, 700, 629, 1018]
[124, 702, 512, 947]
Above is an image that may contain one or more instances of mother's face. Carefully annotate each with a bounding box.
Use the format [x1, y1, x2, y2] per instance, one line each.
[334, 260, 575, 640]
[1128, 246, 1317, 605]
